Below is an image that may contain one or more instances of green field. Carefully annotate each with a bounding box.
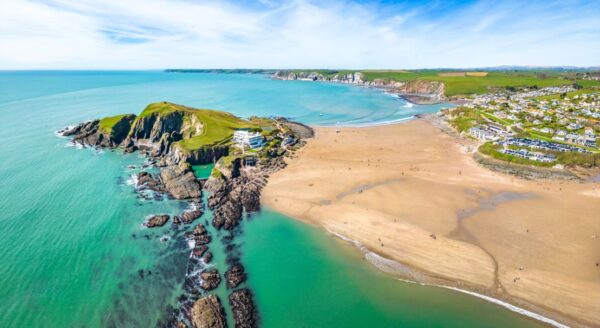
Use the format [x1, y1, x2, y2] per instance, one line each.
[362, 70, 580, 96]
[293, 69, 600, 97]
[448, 107, 483, 132]
[534, 88, 600, 101]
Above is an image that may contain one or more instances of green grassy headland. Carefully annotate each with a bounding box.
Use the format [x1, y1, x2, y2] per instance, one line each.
[289, 69, 600, 97]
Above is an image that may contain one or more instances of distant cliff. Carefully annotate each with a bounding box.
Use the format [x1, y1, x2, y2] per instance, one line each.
[272, 70, 446, 104]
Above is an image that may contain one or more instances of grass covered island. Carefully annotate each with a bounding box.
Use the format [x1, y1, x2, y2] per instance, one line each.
[71, 102, 311, 177]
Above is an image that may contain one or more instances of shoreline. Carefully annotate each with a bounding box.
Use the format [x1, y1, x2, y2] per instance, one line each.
[271, 70, 447, 105]
[262, 116, 600, 328]
[323, 227, 569, 328]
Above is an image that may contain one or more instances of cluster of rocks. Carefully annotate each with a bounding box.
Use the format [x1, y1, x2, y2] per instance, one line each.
[137, 171, 166, 192]
[189, 223, 213, 264]
[201, 172, 261, 327]
[182, 289, 257, 328]
[205, 169, 267, 230]
[60, 106, 314, 328]
[174, 223, 222, 327]
[133, 164, 202, 201]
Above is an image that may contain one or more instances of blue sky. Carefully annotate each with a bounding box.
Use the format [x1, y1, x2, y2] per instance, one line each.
[0, 0, 599, 69]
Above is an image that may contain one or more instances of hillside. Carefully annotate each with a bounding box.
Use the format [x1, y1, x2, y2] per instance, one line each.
[134, 102, 262, 151]
[274, 69, 600, 98]
[62, 102, 311, 169]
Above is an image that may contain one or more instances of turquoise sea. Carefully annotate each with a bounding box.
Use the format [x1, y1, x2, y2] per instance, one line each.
[0, 71, 543, 327]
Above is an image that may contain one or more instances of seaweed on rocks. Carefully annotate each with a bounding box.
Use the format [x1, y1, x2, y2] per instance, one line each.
[225, 264, 246, 289]
[199, 269, 221, 291]
[187, 295, 227, 328]
[229, 288, 258, 328]
[145, 215, 170, 228]
[201, 251, 213, 264]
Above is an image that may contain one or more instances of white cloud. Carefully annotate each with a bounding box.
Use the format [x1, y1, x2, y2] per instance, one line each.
[0, 0, 598, 69]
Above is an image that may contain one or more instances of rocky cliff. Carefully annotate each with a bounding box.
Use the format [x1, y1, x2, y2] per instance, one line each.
[63, 102, 262, 166]
[392, 79, 445, 104]
[62, 113, 136, 148]
[272, 70, 446, 104]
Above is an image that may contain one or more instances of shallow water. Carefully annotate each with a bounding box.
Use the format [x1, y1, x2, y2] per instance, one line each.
[192, 164, 215, 180]
[0, 71, 542, 327]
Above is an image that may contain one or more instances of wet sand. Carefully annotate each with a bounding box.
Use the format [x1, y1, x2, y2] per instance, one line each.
[262, 117, 600, 327]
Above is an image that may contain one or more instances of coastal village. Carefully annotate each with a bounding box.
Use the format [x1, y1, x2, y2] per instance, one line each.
[449, 86, 600, 166]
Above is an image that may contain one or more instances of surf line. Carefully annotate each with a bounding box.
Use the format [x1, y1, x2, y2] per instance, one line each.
[324, 228, 569, 328]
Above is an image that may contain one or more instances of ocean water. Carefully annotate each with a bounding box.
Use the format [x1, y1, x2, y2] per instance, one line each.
[0, 71, 543, 327]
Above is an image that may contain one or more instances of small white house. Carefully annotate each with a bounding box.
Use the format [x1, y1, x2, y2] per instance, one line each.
[469, 126, 497, 141]
[233, 130, 264, 149]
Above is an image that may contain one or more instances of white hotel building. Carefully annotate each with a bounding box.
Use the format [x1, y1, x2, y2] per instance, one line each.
[233, 130, 265, 149]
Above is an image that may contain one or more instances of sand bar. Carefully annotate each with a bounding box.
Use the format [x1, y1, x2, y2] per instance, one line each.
[262, 117, 600, 327]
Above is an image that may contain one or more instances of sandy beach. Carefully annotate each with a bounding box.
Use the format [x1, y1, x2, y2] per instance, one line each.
[262, 117, 600, 327]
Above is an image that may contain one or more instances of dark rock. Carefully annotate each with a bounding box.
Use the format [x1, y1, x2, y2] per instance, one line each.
[225, 264, 246, 289]
[193, 245, 208, 257]
[193, 223, 207, 236]
[172, 216, 182, 225]
[200, 269, 221, 291]
[160, 164, 202, 199]
[182, 146, 229, 166]
[204, 177, 229, 210]
[195, 234, 212, 246]
[202, 251, 213, 263]
[70, 120, 100, 145]
[144, 214, 169, 228]
[229, 288, 257, 328]
[212, 198, 243, 230]
[189, 295, 227, 328]
[136, 172, 165, 193]
[65, 115, 136, 148]
[180, 209, 203, 224]
[108, 114, 136, 145]
[239, 181, 261, 213]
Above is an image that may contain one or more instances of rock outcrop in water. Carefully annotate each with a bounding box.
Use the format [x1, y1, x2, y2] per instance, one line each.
[225, 264, 246, 289]
[174, 206, 204, 225]
[189, 295, 227, 328]
[63, 114, 137, 148]
[205, 171, 268, 230]
[272, 70, 446, 104]
[145, 214, 170, 228]
[199, 269, 221, 291]
[160, 164, 202, 199]
[229, 288, 258, 328]
[136, 171, 166, 194]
